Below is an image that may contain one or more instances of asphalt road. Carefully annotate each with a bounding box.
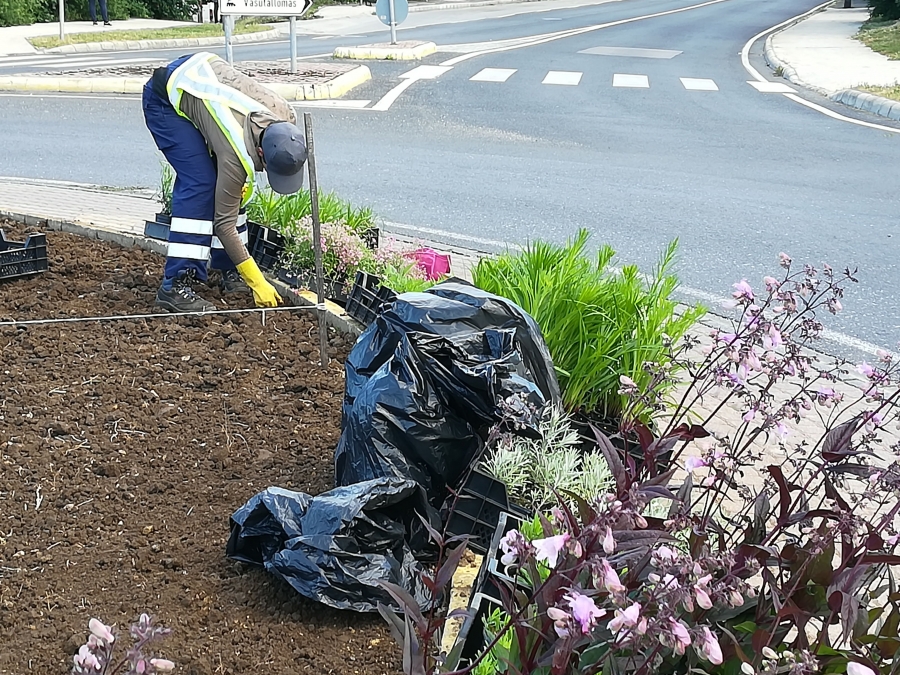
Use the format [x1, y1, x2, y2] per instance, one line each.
[1, 0, 898, 359]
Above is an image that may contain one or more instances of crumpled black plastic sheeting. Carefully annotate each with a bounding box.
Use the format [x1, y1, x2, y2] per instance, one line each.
[334, 280, 561, 504]
[226, 478, 440, 613]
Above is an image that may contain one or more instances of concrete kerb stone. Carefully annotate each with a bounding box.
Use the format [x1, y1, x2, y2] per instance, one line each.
[41, 28, 280, 54]
[763, 33, 833, 97]
[0, 65, 370, 100]
[333, 41, 437, 61]
[829, 88, 900, 120]
[0, 209, 366, 335]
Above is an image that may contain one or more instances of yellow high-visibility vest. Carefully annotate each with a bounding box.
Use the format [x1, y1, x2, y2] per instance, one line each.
[167, 52, 263, 206]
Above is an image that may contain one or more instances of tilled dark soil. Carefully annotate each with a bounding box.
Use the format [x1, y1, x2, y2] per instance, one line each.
[0, 220, 401, 675]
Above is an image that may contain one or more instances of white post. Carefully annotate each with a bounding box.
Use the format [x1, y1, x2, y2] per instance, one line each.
[289, 16, 297, 74]
[58, 0, 65, 42]
[388, 0, 397, 45]
[224, 14, 234, 64]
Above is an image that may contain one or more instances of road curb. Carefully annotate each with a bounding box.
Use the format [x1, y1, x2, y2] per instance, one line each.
[830, 88, 900, 120]
[39, 28, 280, 54]
[763, 33, 832, 97]
[0, 208, 366, 336]
[0, 64, 371, 100]
[408, 0, 546, 11]
[334, 41, 436, 60]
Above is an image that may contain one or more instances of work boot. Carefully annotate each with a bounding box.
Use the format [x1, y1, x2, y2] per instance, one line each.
[219, 268, 251, 294]
[155, 273, 215, 313]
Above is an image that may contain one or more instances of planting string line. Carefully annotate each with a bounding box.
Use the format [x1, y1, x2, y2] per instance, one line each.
[0, 304, 316, 327]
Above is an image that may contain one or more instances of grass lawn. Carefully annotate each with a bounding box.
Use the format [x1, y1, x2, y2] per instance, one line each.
[858, 84, 900, 101]
[856, 19, 900, 59]
[29, 21, 270, 49]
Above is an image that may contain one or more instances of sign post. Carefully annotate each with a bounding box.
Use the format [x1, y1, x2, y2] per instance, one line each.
[375, 0, 408, 46]
[220, 0, 313, 71]
[58, 0, 65, 42]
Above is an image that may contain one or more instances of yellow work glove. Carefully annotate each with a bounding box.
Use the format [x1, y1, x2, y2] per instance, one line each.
[236, 258, 282, 308]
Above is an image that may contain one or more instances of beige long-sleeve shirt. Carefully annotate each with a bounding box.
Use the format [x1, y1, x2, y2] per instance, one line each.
[178, 57, 297, 266]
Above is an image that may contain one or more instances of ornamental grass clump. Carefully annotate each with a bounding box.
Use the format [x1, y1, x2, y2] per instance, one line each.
[471, 229, 704, 426]
[380, 252, 900, 675]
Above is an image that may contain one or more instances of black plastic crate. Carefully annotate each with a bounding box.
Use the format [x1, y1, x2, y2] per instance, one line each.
[452, 591, 503, 669]
[249, 224, 286, 273]
[345, 271, 397, 326]
[445, 469, 528, 554]
[143, 219, 169, 241]
[0, 230, 49, 281]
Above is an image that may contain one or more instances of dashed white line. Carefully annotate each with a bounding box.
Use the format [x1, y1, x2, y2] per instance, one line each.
[747, 81, 796, 93]
[470, 68, 517, 82]
[612, 73, 649, 88]
[542, 70, 582, 86]
[681, 77, 718, 91]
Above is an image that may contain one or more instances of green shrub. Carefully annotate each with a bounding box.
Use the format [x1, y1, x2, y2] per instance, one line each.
[869, 0, 900, 20]
[472, 229, 705, 425]
[0, 0, 41, 26]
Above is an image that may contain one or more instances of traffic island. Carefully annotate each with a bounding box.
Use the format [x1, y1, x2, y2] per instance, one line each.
[333, 40, 437, 60]
[0, 60, 371, 101]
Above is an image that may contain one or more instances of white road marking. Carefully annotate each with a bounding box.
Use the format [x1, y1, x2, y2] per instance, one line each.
[371, 78, 419, 111]
[542, 17, 563, 20]
[311, 35, 335, 40]
[681, 77, 718, 91]
[399, 64, 453, 79]
[613, 73, 649, 88]
[542, 70, 582, 86]
[579, 46, 682, 59]
[292, 99, 371, 108]
[470, 67, 517, 82]
[747, 80, 796, 93]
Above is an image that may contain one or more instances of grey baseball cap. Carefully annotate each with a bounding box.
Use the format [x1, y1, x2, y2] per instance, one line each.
[262, 122, 307, 195]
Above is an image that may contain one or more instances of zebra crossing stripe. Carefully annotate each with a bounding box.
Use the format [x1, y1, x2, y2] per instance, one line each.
[612, 73, 649, 88]
[542, 70, 582, 86]
[470, 68, 518, 82]
[681, 77, 718, 91]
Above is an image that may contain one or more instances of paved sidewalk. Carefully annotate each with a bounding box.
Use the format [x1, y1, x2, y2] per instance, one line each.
[767, 0, 900, 119]
[0, 19, 197, 56]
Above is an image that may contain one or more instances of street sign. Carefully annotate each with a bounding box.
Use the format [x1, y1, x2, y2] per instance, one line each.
[220, 0, 312, 16]
[375, 0, 408, 26]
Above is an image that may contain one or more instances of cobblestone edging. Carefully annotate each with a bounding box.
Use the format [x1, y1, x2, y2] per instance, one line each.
[42, 28, 280, 54]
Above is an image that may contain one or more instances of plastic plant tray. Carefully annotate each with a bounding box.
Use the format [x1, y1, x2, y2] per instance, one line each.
[445, 469, 528, 554]
[345, 271, 397, 326]
[0, 230, 49, 281]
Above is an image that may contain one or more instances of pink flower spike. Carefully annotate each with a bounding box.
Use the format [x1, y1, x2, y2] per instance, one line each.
[150, 659, 176, 673]
[603, 527, 615, 554]
[88, 618, 114, 644]
[684, 456, 707, 473]
[568, 593, 605, 634]
[847, 663, 876, 675]
[532, 533, 570, 568]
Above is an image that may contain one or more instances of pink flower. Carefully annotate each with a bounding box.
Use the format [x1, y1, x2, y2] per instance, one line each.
[533, 534, 570, 568]
[847, 663, 877, 675]
[599, 559, 626, 594]
[602, 527, 615, 554]
[499, 529, 525, 566]
[567, 592, 605, 634]
[150, 659, 176, 673]
[828, 298, 842, 314]
[75, 645, 100, 671]
[695, 576, 713, 610]
[619, 375, 636, 387]
[608, 602, 642, 633]
[775, 421, 789, 439]
[547, 606, 570, 637]
[88, 618, 114, 644]
[732, 280, 754, 302]
[684, 456, 707, 473]
[669, 618, 692, 655]
[763, 276, 780, 292]
[654, 546, 678, 564]
[717, 332, 739, 345]
[696, 626, 723, 665]
[762, 325, 783, 351]
[877, 348, 892, 363]
[858, 362, 877, 379]
[743, 409, 756, 423]
[778, 252, 792, 269]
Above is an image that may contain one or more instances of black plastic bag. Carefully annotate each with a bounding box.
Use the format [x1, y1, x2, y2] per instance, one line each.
[334, 280, 560, 505]
[226, 478, 439, 613]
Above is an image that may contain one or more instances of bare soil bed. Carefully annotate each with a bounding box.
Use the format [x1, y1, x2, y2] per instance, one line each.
[0, 220, 401, 675]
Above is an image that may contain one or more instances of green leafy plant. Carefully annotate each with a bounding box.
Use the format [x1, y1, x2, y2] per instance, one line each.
[472, 229, 705, 426]
[155, 162, 174, 216]
[480, 404, 614, 511]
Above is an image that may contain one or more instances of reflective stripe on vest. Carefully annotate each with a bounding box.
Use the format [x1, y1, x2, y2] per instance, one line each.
[166, 52, 264, 206]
